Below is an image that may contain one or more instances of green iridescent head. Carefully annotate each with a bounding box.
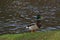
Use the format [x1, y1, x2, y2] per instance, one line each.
[36, 15, 41, 19]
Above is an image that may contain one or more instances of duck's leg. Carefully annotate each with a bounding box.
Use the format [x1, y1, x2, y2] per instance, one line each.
[31, 30, 36, 33]
[33, 30, 36, 32]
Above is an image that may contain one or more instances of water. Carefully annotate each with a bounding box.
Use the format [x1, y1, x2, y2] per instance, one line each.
[0, 0, 60, 34]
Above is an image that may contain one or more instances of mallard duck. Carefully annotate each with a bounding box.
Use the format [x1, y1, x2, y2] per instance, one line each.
[26, 15, 42, 32]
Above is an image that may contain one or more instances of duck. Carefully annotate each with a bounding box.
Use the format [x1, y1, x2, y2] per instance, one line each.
[26, 15, 42, 32]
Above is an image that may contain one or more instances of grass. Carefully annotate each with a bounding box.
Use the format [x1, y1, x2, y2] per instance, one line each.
[0, 30, 60, 40]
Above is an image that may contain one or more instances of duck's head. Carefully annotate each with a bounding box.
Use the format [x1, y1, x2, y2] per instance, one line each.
[36, 15, 41, 19]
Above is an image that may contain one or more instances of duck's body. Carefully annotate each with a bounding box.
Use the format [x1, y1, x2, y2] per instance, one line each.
[26, 23, 39, 30]
[26, 15, 42, 32]
[26, 22, 41, 32]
